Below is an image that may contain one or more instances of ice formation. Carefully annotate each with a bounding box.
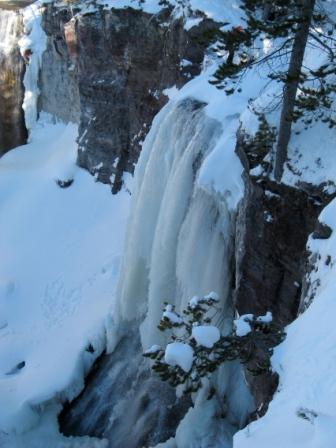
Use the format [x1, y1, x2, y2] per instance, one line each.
[18, 3, 47, 131]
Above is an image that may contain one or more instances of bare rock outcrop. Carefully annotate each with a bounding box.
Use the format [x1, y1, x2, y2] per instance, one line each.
[0, 8, 27, 154]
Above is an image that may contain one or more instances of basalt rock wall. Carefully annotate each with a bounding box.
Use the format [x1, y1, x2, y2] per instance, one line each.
[39, 4, 215, 192]
[0, 9, 27, 154]
[234, 133, 335, 416]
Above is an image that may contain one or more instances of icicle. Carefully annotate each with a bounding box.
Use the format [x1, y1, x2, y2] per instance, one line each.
[0, 9, 20, 57]
[18, 3, 47, 132]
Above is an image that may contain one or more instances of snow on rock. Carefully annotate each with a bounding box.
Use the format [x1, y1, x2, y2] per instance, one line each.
[189, 295, 200, 308]
[96, 0, 163, 14]
[189, 291, 219, 309]
[257, 311, 272, 324]
[164, 342, 194, 372]
[234, 199, 336, 448]
[0, 115, 130, 434]
[163, 304, 183, 325]
[79, 0, 243, 30]
[144, 344, 162, 355]
[234, 311, 272, 338]
[168, 46, 270, 211]
[192, 325, 220, 348]
[234, 314, 253, 337]
[187, 0, 243, 24]
[204, 291, 219, 301]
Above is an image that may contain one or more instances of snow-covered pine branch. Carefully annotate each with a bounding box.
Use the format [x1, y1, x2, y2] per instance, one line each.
[144, 293, 285, 395]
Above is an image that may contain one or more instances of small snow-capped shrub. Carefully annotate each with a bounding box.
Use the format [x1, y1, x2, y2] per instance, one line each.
[240, 112, 277, 170]
[144, 295, 285, 394]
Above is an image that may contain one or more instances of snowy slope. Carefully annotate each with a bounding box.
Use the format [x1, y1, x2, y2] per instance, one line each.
[0, 115, 130, 436]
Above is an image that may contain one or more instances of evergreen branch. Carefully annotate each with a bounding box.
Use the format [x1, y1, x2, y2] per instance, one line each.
[308, 32, 335, 61]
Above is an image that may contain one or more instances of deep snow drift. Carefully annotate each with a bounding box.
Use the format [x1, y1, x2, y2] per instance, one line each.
[0, 115, 130, 445]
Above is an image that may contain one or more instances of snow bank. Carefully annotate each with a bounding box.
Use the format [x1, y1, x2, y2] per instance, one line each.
[0, 405, 107, 448]
[0, 115, 130, 434]
[234, 199, 336, 448]
[257, 311, 272, 324]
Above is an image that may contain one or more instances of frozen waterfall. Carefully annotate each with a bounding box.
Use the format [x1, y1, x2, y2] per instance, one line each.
[0, 2, 46, 152]
[0, 9, 20, 55]
[18, 3, 47, 131]
[61, 98, 252, 447]
[116, 98, 233, 348]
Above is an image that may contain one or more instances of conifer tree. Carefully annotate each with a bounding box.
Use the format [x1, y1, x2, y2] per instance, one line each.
[209, 0, 336, 180]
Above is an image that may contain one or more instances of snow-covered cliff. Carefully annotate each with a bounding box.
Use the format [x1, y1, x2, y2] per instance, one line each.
[0, 1, 336, 447]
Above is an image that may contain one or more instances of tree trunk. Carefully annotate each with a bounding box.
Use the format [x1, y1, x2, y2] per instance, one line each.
[263, 2, 273, 21]
[274, 0, 316, 181]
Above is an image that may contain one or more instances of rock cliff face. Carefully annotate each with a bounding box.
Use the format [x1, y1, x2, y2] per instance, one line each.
[234, 134, 335, 415]
[39, 4, 214, 191]
[39, 5, 80, 124]
[0, 9, 27, 154]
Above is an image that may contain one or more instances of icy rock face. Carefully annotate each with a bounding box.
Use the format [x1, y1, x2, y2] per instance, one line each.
[60, 326, 191, 448]
[39, 5, 80, 124]
[234, 131, 336, 416]
[234, 199, 336, 448]
[38, 4, 214, 192]
[60, 99, 252, 446]
[0, 7, 27, 153]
